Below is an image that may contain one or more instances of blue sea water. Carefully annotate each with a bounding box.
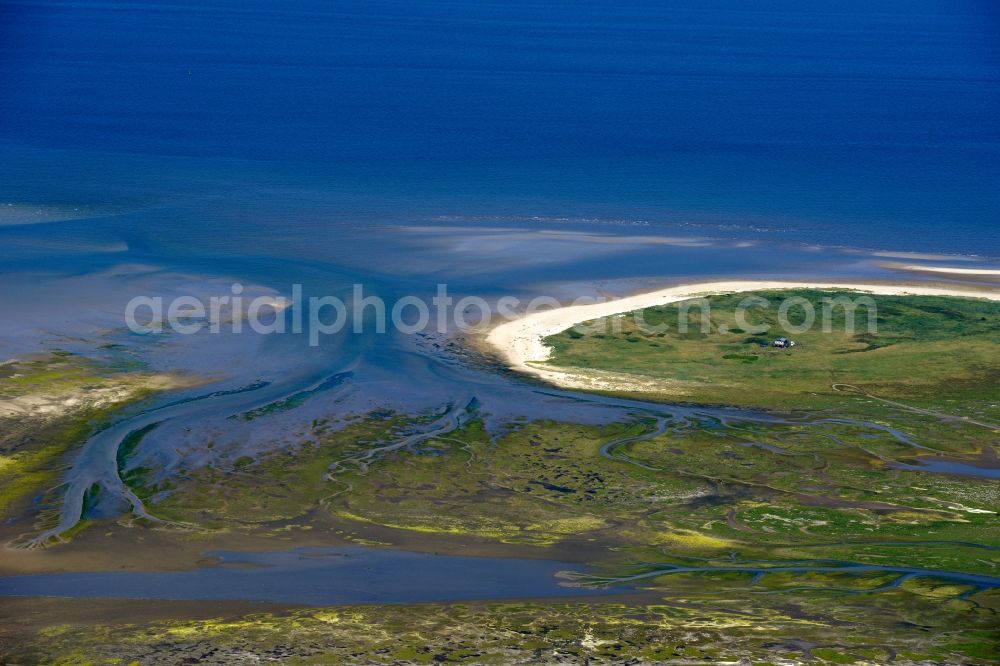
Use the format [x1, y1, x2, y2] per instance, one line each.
[0, 0, 998, 254]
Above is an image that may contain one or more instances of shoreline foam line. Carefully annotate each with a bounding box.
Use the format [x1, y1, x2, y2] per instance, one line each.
[484, 280, 1000, 387]
[892, 265, 1000, 276]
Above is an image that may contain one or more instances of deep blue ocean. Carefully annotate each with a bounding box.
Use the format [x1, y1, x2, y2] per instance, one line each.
[1, 0, 998, 253]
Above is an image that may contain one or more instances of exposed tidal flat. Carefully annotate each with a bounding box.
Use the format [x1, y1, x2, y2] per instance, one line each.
[0, 353, 197, 539]
[3, 284, 1000, 662]
[1, 267, 998, 657]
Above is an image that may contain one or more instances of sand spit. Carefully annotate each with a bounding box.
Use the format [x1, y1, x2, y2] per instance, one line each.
[888, 264, 1000, 277]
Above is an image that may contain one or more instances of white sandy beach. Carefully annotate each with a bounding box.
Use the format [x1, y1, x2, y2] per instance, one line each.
[485, 280, 1000, 389]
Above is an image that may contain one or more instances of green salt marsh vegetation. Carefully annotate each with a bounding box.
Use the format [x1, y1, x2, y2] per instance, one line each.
[119, 408, 999, 578]
[0, 353, 184, 534]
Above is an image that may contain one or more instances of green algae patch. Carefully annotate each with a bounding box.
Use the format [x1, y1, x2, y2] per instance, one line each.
[149, 418, 634, 546]
[146, 415, 415, 527]
[326, 420, 638, 545]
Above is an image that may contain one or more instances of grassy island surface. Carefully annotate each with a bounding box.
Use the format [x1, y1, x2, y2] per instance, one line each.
[543, 289, 1000, 410]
